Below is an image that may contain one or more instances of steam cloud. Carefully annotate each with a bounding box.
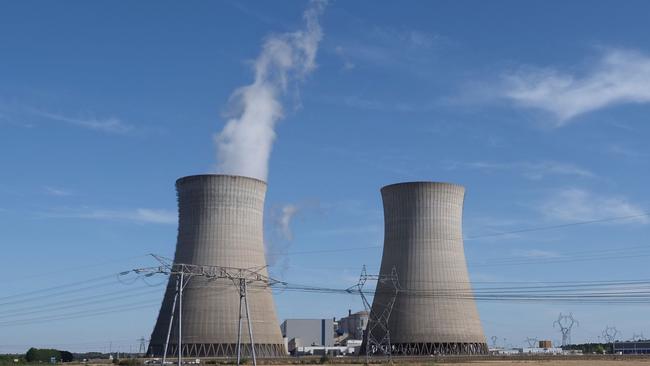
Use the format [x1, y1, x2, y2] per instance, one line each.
[279, 204, 299, 241]
[265, 203, 301, 275]
[215, 0, 327, 181]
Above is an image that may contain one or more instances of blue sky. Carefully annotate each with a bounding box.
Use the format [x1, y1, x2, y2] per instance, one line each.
[1, 0, 650, 353]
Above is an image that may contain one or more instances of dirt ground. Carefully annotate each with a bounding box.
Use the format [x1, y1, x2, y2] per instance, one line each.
[82, 358, 650, 366]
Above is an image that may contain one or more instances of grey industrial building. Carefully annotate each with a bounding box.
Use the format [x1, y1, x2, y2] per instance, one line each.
[148, 175, 286, 358]
[281, 319, 334, 353]
[337, 310, 368, 340]
[367, 182, 488, 355]
[614, 341, 650, 354]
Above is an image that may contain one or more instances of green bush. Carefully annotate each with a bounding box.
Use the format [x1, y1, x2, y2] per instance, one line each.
[0, 355, 24, 366]
[25, 348, 61, 363]
[118, 359, 142, 366]
[318, 355, 330, 364]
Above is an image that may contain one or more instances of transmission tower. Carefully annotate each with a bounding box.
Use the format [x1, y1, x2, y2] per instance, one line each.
[490, 336, 498, 348]
[553, 313, 578, 347]
[632, 333, 644, 342]
[123, 254, 284, 366]
[138, 337, 147, 355]
[602, 326, 619, 343]
[525, 337, 538, 348]
[602, 326, 620, 354]
[346, 265, 399, 363]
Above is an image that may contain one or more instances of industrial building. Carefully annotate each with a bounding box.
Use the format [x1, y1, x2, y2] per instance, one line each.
[281, 318, 334, 353]
[336, 310, 368, 340]
[147, 175, 286, 358]
[614, 341, 650, 354]
[367, 182, 488, 355]
[539, 340, 553, 348]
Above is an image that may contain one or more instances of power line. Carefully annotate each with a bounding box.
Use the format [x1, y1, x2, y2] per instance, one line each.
[0, 301, 159, 327]
[0, 273, 118, 302]
[0, 287, 162, 319]
[0, 283, 164, 314]
[4, 276, 650, 328]
[3, 210, 645, 304]
[213, 211, 650, 259]
[0, 278, 132, 307]
[4, 254, 151, 284]
[465, 212, 650, 240]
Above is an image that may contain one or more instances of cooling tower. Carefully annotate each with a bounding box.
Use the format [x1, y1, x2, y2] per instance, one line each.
[148, 175, 286, 358]
[367, 182, 487, 355]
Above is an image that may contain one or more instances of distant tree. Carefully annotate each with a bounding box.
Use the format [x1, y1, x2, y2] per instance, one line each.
[25, 349, 37, 362]
[0, 355, 24, 366]
[25, 348, 62, 363]
[59, 351, 73, 363]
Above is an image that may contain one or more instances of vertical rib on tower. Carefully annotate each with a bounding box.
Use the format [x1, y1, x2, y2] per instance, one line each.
[367, 182, 487, 355]
[148, 175, 286, 358]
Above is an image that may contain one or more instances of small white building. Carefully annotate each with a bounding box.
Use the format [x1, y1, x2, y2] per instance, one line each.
[522, 347, 564, 354]
[294, 346, 356, 356]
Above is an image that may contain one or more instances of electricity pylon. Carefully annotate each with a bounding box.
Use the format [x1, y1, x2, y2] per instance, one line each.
[603, 326, 619, 343]
[138, 337, 147, 355]
[490, 336, 498, 348]
[525, 337, 538, 348]
[123, 254, 284, 366]
[553, 313, 578, 347]
[347, 265, 399, 363]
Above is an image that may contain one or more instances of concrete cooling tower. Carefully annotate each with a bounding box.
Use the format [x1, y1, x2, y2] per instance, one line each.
[367, 182, 487, 355]
[148, 175, 286, 358]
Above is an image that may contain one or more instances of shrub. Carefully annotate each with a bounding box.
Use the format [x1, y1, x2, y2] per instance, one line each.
[118, 359, 142, 366]
[318, 355, 330, 364]
[25, 348, 61, 363]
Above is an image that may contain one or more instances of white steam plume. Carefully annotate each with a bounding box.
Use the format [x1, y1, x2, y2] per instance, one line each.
[265, 203, 301, 276]
[215, 0, 327, 181]
[279, 204, 299, 241]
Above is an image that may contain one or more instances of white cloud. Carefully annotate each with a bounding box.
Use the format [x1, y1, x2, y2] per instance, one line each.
[334, 46, 355, 70]
[44, 186, 72, 196]
[34, 110, 134, 134]
[45, 208, 176, 224]
[329, 25, 447, 76]
[449, 160, 594, 180]
[502, 49, 650, 124]
[314, 225, 381, 236]
[540, 188, 648, 224]
[0, 100, 136, 134]
[129, 209, 177, 224]
[265, 203, 303, 273]
[512, 249, 561, 259]
[278, 204, 299, 241]
[607, 144, 647, 158]
[337, 94, 437, 112]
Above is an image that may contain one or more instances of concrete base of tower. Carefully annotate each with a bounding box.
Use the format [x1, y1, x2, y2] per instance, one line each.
[147, 343, 287, 358]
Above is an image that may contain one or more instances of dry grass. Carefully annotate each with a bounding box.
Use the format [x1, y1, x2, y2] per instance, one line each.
[439, 361, 650, 366]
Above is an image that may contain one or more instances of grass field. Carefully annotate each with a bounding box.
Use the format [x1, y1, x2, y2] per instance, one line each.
[434, 360, 650, 366]
[8, 357, 650, 366]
